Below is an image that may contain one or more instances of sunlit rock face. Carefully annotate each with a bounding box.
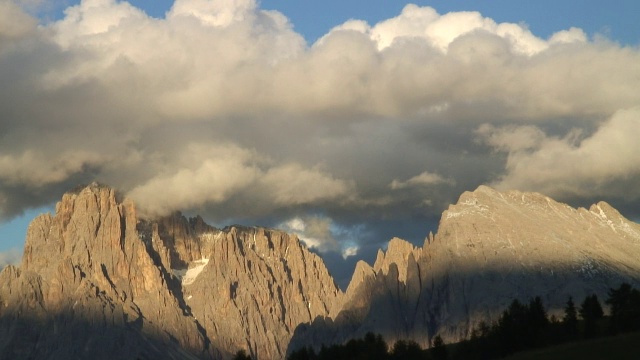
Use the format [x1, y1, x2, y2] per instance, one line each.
[0, 183, 341, 360]
[145, 217, 343, 359]
[289, 185, 640, 351]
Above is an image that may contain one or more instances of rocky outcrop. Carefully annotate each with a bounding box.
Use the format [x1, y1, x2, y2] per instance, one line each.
[0, 183, 341, 359]
[182, 226, 341, 359]
[2, 183, 207, 359]
[289, 185, 640, 351]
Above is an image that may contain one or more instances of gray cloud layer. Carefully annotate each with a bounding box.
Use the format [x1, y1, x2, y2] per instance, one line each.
[2, 0, 640, 267]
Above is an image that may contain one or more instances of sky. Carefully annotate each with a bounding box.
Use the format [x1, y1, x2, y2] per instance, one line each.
[1, 0, 640, 286]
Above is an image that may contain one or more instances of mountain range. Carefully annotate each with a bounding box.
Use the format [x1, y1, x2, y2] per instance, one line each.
[1, 183, 640, 359]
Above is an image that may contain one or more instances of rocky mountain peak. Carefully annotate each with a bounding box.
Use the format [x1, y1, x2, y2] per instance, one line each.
[447, 185, 556, 219]
[373, 237, 420, 283]
[590, 200, 625, 223]
[343, 261, 375, 295]
[1, 183, 342, 360]
[23, 183, 134, 273]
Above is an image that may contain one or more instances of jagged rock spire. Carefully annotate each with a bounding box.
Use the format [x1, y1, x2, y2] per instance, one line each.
[1, 184, 342, 360]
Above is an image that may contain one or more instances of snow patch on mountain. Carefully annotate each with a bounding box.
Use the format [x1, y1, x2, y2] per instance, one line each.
[173, 258, 210, 286]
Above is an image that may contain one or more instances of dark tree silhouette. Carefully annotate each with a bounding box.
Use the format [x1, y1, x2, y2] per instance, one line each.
[391, 339, 424, 360]
[606, 283, 640, 334]
[562, 296, 579, 340]
[432, 335, 448, 360]
[233, 349, 252, 360]
[527, 296, 550, 347]
[362, 332, 389, 360]
[466, 321, 500, 359]
[580, 294, 604, 338]
[497, 299, 529, 354]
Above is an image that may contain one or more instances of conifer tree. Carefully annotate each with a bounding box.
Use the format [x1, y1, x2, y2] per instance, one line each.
[563, 296, 579, 340]
[606, 283, 640, 334]
[432, 335, 448, 360]
[527, 296, 549, 347]
[580, 294, 604, 338]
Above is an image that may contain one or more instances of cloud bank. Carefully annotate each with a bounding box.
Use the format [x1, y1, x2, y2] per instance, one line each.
[1, 0, 640, 259]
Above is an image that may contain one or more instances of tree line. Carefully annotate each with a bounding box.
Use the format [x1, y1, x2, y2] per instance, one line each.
[233, 283, 640, 360]
[286, 332, 448, 360]
[460, 282, 640, 359]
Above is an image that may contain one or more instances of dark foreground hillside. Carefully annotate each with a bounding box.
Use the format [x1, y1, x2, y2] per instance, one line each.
[504, 331, 640, 360]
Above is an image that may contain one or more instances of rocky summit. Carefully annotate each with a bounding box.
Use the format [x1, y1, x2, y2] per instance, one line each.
[0, 183, 340, 359]
[2, 184, 640, 359]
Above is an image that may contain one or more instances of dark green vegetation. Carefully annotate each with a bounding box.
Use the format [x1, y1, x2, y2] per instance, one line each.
[285, 283, 640, 360]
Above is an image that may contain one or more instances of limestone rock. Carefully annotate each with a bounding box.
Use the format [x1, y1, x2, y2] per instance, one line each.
[157, 224, 342, 359]
[0, 183, 341, 359]
[2, 183, 207, 359]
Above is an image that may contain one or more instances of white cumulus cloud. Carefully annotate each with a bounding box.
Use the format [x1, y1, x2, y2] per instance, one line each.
[480, 107, 640, 199]
[1, 0, 640, 249]
[390, 171, 454, 190]
[279, 215, 340, 253]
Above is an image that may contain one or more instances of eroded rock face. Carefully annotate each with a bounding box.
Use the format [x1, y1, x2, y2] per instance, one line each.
[289, 185, 640, 351]
[181, 226, 341, 359]
[2, 183, 207, 359]
[0, 183, 341, 360]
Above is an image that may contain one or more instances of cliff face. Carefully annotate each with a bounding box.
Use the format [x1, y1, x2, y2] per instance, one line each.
[0, 183, 341, 360]
[289, 185, 640, 350]
[4, 183, 207, 359]
[143, 217, 342, 359]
